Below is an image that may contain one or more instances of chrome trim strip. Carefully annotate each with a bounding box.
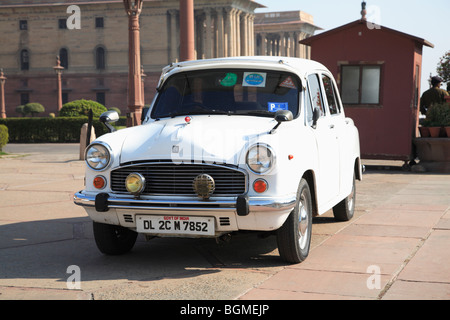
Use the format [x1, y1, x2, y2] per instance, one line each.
[74, 191, 296, 213]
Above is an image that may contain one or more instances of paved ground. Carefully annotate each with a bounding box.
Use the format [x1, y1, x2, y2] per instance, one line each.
[0, 144, 449, 300]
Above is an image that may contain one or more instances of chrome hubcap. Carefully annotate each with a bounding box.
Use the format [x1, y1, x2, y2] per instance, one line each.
[348, 183, 355, 211]
[298, 192, 309, 250]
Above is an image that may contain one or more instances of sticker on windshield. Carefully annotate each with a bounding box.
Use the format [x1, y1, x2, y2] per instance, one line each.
[268, 102, 289, 112]
[243, 72, 266, 87]
[279, 76, 297, 89]
[219, 73, 237, 87]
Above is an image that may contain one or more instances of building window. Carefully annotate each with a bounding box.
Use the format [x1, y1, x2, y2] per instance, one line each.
[20, 20, 28, 30]
[341, 65, 381, 105]
[58, 19, 67, 29]
[20, 49, 29, 70]
[20, 93, 30, 106]
[96, 92, 106, 106]
[62, 92, 69, 105]
[59, 48, 69, 69]
[95, 17, 104, 28]
[96, 47, 106, 70]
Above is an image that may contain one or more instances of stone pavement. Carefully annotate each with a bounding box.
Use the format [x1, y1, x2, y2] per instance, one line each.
[0, 144, 449, 300]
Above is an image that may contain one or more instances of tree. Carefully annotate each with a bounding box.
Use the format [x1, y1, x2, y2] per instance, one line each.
[59, 99, 107, 118]
[437, 50, 450, 83]
[15, 105, 26, 117]
[24, 103, 45, 117]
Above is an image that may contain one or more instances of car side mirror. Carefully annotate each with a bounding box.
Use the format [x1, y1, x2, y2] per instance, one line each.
[274, 109, 294, 123]
[100, 110, 119, 133]
[270, 110, 293, 134]
[312, 108, 320, 128]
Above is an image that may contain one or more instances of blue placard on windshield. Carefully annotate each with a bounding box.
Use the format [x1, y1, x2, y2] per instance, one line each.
[268, 102, 288, 112]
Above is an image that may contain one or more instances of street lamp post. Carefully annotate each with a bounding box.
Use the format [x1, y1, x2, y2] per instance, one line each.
[53, 56, 64, 114]
[124, 0, 144, 127]
[0, 69, 6, 119]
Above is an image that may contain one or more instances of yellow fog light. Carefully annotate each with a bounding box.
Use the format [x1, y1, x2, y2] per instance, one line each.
[125, 173, 146, 195]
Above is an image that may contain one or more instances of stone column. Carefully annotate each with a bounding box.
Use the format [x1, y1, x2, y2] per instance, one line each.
[240, 13, 249, 56]
[279, 32, 286, 56]
[235, 10, 241, 56]
[179, 0, 195, 61]
[260, 32, 267, 56]
[249, 14, 255, 55]
[204, 8, 213, 59]
[216, 8, 224, 58]
[225, 8, 234, 57]
[168, 9, 178, 63]
[295, 32, 301, 58]
[289, 32, 295, 57]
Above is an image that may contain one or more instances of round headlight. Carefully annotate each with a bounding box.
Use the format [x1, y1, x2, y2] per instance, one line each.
[246, 144, 274, 174]
[125, 173, 146, 195]
[86, 144, 111, 171]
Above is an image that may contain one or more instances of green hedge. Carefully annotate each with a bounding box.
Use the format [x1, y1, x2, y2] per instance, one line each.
[0, 124, 8, 151]
[0, 117, 109, 143]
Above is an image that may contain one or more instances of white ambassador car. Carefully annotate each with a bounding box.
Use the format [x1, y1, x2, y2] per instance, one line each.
[74, 56, 362, 263]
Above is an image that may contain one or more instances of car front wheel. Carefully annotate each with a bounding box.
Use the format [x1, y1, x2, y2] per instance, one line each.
[276, 178, 313, 264]
[93, 222, 138, 255]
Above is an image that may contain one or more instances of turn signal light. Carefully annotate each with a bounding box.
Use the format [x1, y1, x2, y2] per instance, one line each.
[253, 179, 268, 193]
[93, 176, 106, 189]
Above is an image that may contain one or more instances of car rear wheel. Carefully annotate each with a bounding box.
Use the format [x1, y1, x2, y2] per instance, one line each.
[277, 178, 312, 264]
[333, 174, 355, 221]
[93, 222, 138, 255]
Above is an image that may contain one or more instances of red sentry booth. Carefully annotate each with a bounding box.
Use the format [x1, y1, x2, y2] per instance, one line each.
[301, 19, 434, 162]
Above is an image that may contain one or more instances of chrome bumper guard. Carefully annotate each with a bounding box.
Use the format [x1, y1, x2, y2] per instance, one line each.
[74, 191, 296, 216]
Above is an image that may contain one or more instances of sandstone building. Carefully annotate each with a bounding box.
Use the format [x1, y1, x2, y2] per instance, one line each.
[0, 0, 319, 116]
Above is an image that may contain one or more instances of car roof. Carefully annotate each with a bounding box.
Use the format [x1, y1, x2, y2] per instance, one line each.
[158, 56, 329, 89]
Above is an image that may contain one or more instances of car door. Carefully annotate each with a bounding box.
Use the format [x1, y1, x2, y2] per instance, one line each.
[307, 73, 340, 206]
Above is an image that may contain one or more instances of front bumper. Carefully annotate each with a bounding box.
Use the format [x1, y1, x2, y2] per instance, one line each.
[74, 191, 296, 233]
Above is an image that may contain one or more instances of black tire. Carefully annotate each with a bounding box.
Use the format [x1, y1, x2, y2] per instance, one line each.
[333, 174, 356, 221]
[277, 178, 313, 264]
[93, 222, 138, 255]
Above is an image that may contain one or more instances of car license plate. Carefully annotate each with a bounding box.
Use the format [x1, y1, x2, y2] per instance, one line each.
[136, 215, 215, 236]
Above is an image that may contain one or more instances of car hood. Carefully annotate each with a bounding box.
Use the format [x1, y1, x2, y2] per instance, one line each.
[117, 115, 276, 165]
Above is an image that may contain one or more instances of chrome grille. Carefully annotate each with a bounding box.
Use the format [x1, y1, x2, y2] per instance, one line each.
[111, 162, 246, 196]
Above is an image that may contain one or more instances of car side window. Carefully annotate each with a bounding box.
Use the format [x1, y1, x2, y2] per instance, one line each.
[305, 83, 314, 126]
[322, 74, 340, 115]
[307, 74, 325, 117]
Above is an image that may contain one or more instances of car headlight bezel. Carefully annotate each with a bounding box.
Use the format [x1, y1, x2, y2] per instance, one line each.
[85, 143, 112, 171]
[246, 144, 275, 174]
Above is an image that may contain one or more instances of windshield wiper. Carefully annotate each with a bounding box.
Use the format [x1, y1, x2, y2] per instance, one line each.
[233, 110, 275, 117]
[169, 109, 229, 118]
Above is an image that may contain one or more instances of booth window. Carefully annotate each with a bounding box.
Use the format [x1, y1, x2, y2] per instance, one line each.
[341, 65, 381, 105]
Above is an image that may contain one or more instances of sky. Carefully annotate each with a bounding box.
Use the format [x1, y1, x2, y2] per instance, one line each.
[255, 0, 450, 94]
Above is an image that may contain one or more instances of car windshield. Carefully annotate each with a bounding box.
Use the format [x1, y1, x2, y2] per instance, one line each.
[151, 69, 301, 119]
